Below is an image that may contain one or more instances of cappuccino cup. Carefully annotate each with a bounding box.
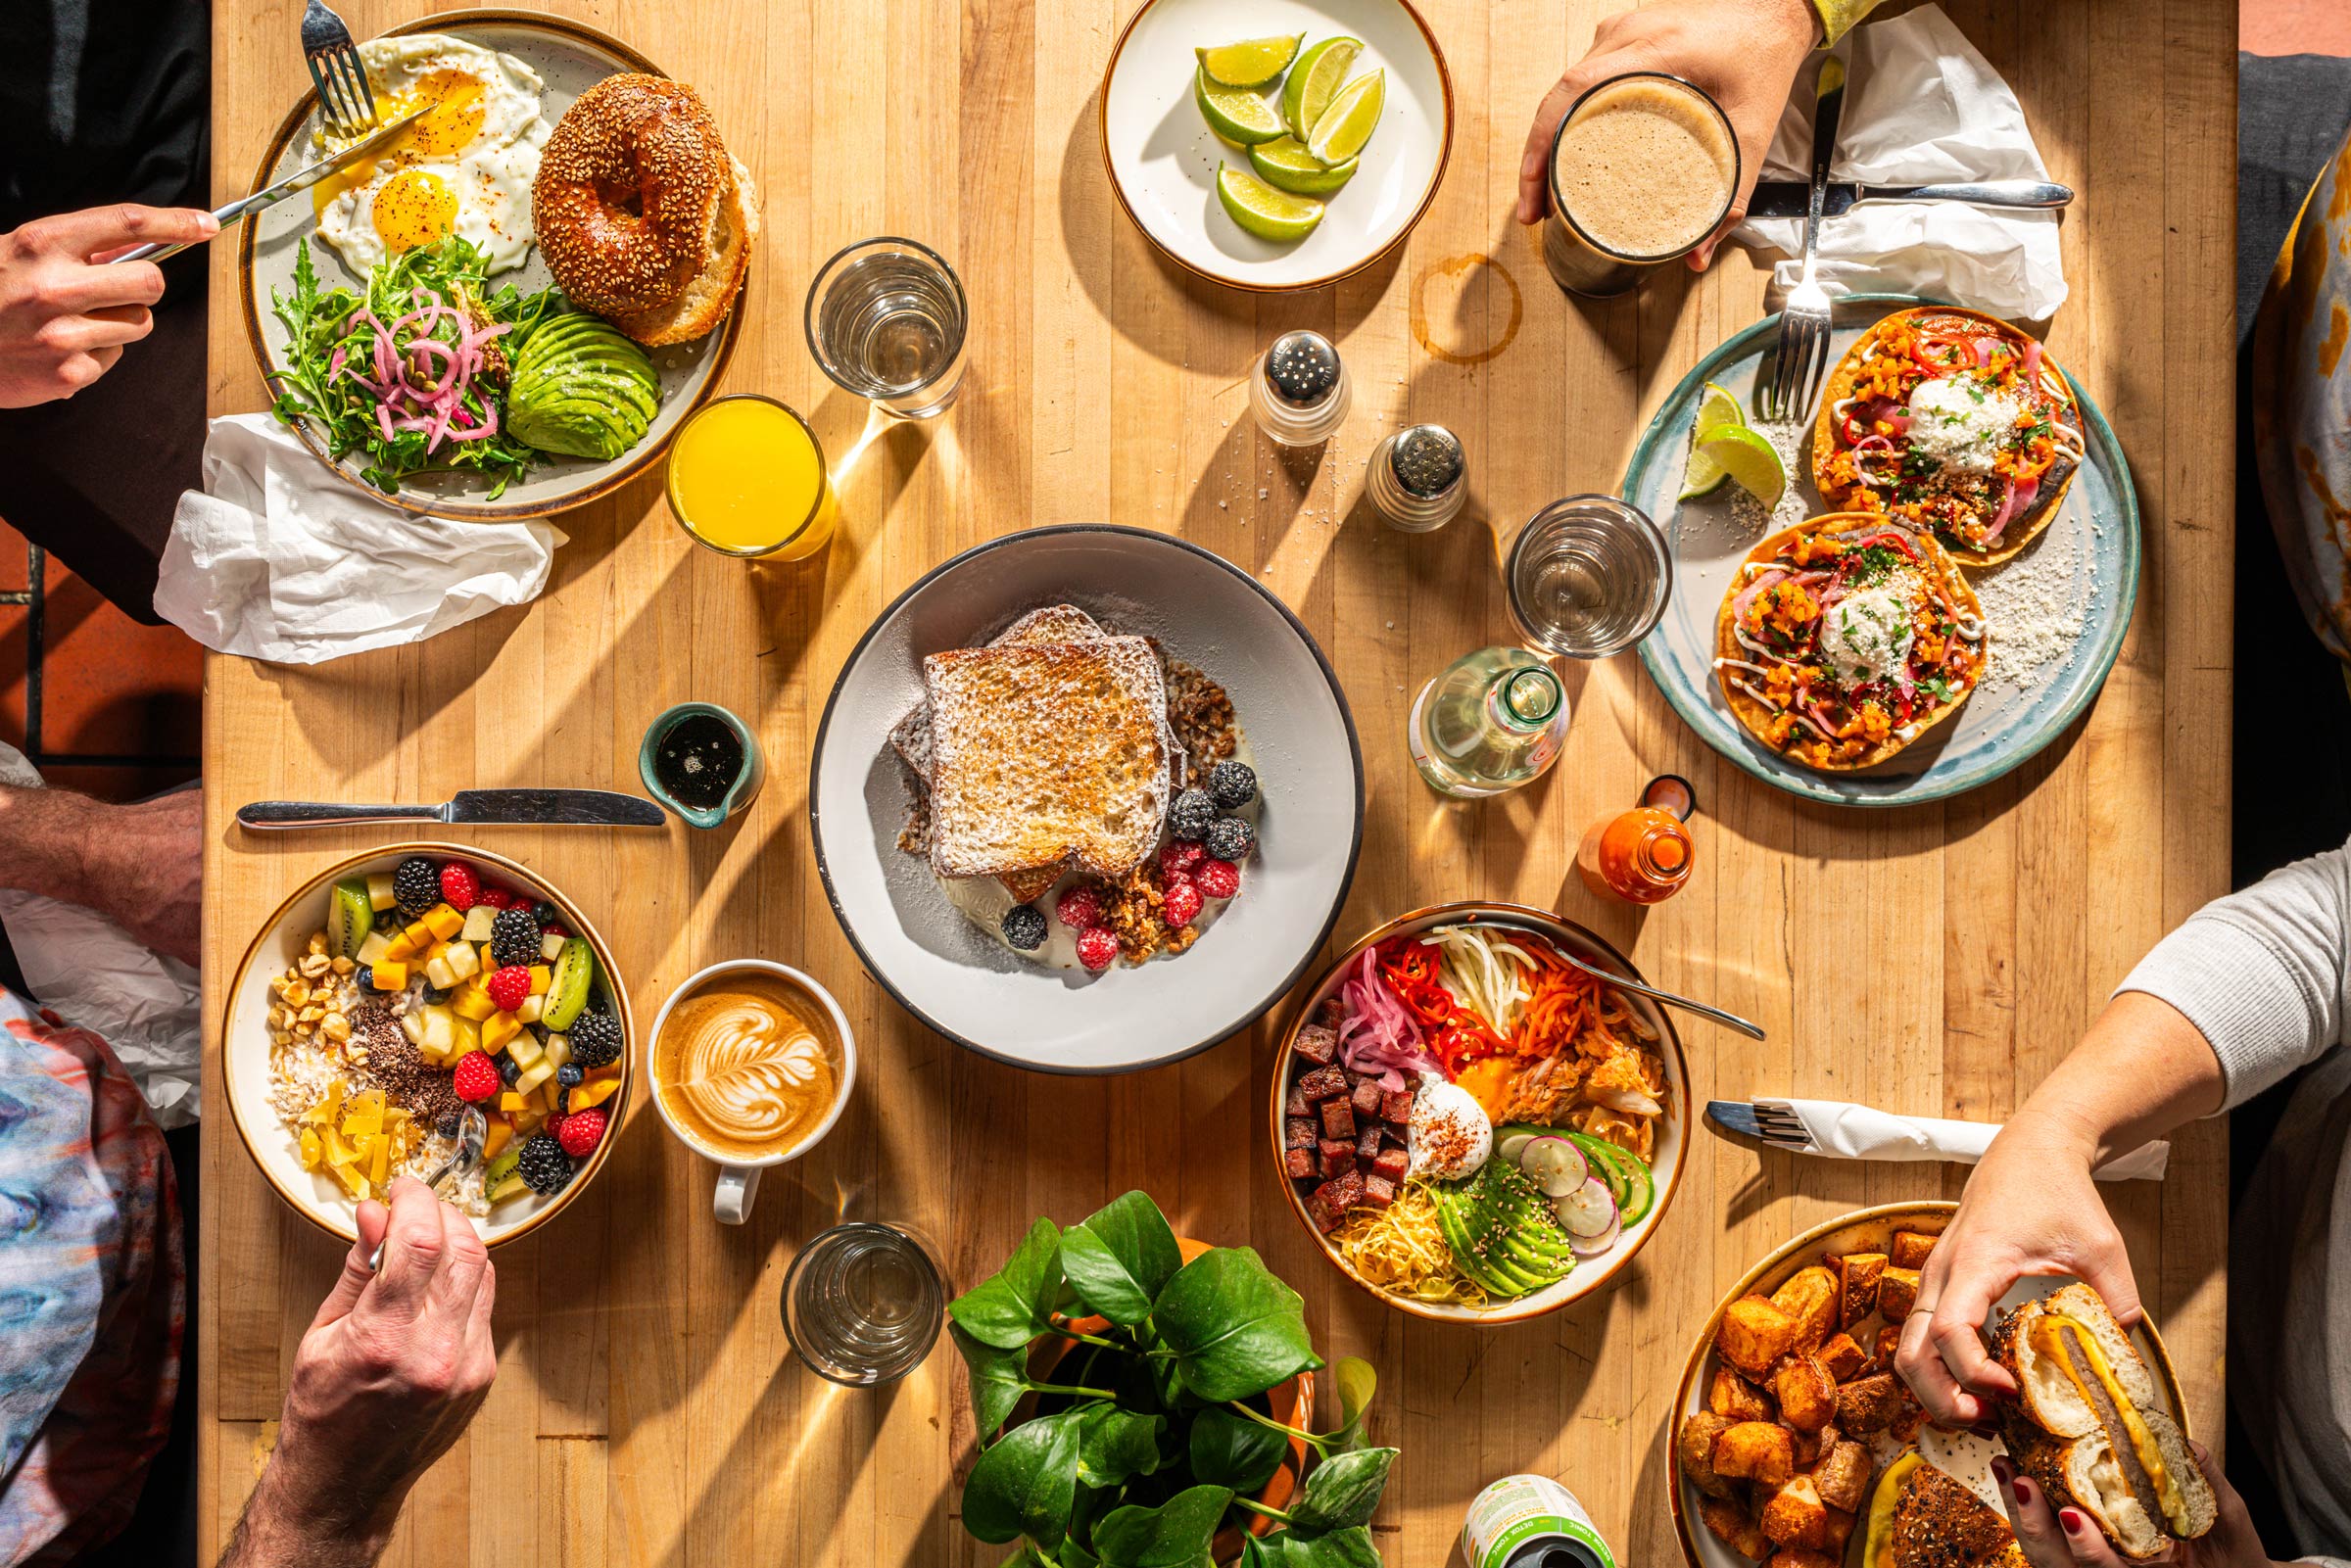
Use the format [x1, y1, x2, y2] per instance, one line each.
[647, 960, 855, 1224]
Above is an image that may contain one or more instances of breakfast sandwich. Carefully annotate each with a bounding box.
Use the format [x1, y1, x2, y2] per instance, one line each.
[1863, 1450, 2028, 1568]
[1814, 306, 2085, 566]
[1991, 1283, 2216, 1560]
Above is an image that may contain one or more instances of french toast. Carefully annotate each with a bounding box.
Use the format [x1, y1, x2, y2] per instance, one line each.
[891, 604, 1107, 784]
[923, 635, 1174, 881]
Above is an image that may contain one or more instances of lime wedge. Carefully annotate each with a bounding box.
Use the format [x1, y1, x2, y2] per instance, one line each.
[1694, 425, 1787, 507]
[1694, 381, 1744, 440]
[1195, 65, 1286, 146]
[1217, 164, 1325, 242]
[1248, 135, 1358, 196]
[1304, 69, 1383, 165]
[1198, 33, 1303, 88]
[1283, 36, 1362, 137]
[1679, 381, 1749, 499]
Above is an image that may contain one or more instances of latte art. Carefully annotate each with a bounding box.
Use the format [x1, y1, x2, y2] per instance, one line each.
[654, 974, 842, 1160]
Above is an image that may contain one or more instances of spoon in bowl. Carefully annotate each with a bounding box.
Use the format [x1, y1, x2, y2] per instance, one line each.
[365, 1104, 487, 1272]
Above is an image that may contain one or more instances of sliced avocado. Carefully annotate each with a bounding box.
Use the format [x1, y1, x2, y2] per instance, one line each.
[1429, 1181, 1521, 1299]
[512, 372, 659, 426]
[507, 313, 659, 461]
[328, 878, 374, 960]
[1435, 1161, 1573, 1298]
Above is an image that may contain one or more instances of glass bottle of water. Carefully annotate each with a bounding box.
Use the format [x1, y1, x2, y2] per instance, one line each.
[1409, 647, 1571, 797]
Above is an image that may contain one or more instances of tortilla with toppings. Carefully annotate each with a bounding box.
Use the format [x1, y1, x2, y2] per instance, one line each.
[1813, 306, 2085, 566]
[1714, 513, 1990, 772]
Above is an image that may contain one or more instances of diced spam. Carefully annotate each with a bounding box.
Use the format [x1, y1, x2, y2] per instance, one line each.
[1319, 1100, 1357, 1141]
[1380, 1088, 1414, 1125]
[1297, 1066, 1348, 1104]
[1360, 1174, 1396, 1209]
[1287, 1117, 1317, 1149]
[1285, 1085, 1311, 1117]
[1318, 1140, 1357, 1180]
[1355, 1125, 1382, 1161]
[1292, 1025, 1338, 1066]
[1284, 1147, 1316, 1180]
[1370, 1147, 1410, 1183]
[1318, 1169, 1364, 1212]
[1350, 1080, 1383, 1117]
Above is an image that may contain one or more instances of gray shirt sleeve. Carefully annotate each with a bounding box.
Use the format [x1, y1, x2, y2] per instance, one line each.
[2114, 841, 2351, 1111]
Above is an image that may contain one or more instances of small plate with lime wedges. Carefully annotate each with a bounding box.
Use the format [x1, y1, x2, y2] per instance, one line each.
[1100, 0, 1451, 291]
[1623, 292, 2141, 807]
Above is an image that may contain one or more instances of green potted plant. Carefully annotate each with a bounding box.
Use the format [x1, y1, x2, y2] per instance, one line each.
[949, 1191, 1397, 1567]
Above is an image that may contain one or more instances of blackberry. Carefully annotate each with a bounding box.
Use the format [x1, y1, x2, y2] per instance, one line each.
[437, 1112, 461, 1138]
[1170, 788, 1217, 840]
[516, 1133, 573, 1196]
[372, 909, 399, 932]
[556, 1062, 585, 1088]
[489, 908, 541, 968]
[1208, 761, 1258, 809]
[392, 856, 440, 916]
[1204, 815, 1256, 862]
[567, 1009, 622, 1069]
[499, 1055, 522, 1087]
[1001, 905, 1047, 951]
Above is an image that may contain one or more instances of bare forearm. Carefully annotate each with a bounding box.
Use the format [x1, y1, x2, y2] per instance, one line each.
[2003, 990, 2225, 1164]
[0, 783, 201, 964]
[217, 1461, 399, 1568]
[0, 784, 100, 903]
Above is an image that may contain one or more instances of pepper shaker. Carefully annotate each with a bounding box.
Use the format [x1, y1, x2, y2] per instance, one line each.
[1249, 330, 1351, 447]
[1366, 422, 1466, 532]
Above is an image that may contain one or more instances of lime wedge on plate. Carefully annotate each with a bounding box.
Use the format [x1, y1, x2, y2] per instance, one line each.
[1678, 381, 1749, 499]
[1304, 69, 1384, 164]
[1198, 33, 1303, 88]
[1217, 165, 1325, 242]
[1283, 36, 1362, 137]
[1195, 65, 1286, 145]
[1693, 424, 1787, 507]
[1248, 135, 1358, 196]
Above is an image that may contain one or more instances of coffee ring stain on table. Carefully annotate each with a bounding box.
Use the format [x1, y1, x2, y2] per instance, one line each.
[1412, 253, 1523, 366]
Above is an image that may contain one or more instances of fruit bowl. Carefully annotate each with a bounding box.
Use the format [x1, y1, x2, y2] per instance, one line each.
[220, 842, 635, 1248]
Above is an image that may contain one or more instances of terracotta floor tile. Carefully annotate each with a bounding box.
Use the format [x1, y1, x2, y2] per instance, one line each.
[39, 565, 201, 761]
[0, 520, 32, 594]
[0, 603, 25, 753]
[40, 762, 200, 804]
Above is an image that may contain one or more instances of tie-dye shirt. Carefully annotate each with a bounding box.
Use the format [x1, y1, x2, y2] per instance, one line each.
[0, 994, 182, 1565]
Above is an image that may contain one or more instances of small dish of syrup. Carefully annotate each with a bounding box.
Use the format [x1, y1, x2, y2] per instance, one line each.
[639, 704, 764, 828]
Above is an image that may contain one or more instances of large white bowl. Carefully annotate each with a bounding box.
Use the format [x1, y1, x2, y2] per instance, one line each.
[809, 525, 1364, 1073]
[1269, 903, 1692, 1322]
[1099, 0, 1453, 291]
[220, 842, 635, 1247]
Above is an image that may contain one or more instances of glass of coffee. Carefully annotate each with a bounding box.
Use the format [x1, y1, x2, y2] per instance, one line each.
[1542, 72, 1740, 297]
[646, 960, 855, 1224]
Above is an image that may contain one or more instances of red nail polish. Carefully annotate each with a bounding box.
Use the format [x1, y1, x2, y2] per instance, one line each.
[2060, 1509, 2084, 1534]
[2013, 1479, 2034, 1506]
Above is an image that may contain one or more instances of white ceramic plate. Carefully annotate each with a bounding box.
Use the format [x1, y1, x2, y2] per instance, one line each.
[220, 843, 636, 1247]
[1099, 0, 1452, 291]
[809, 525, 1364, 1073]
[1269, 904, 1691, 1323]
[1668, 1202, 2190, 1568]
[237, 10, 741, 519]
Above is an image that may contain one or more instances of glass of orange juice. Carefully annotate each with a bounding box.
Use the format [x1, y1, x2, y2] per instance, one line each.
[665, 395, 839, 561]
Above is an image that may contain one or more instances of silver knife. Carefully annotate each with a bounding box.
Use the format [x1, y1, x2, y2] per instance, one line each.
[1703, 1100, 1766, 1140]
[110, 104, 433, 264]
[237, 789, 668, 831]
[1748, 178, 2074, 220]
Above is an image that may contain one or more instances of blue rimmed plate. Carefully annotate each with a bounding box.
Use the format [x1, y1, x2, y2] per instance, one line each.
[1624, 294, 2138, 806]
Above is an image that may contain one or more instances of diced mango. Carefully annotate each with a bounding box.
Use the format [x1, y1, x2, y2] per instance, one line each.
[582, 1062, 623, 1084]
[421, 904, 465, 940]
[484, 1011, 525, 1054]
[527, 965, 552, 996]
[499, 1091, 529, 1113]
[371, 961, 408, 990]
[569, 1077, 621, 1112]
[481, 1119, 513, 1161]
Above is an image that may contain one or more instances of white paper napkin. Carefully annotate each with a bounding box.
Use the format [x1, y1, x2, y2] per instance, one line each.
[154, 414, 566, 665]
[1731, 3, 2068, 322]
[1773, 1099, 2169, 1182]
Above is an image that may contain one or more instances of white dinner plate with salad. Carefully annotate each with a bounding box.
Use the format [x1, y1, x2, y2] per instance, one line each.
[1270, 903, 1690, 1323]
[1099, 0, 1453, 291]
[237, 10, 740, 519]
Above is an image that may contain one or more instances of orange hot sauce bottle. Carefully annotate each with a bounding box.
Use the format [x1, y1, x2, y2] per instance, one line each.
[1575, 775, 1697, 904]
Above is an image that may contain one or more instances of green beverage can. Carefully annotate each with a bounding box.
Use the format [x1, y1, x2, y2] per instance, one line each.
[1461, 1474, 1617, 1568]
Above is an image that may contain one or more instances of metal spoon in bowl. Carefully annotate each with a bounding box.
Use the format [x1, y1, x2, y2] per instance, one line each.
[365, 1104, 487, 1272]
[1547, 944, 1767, 1042]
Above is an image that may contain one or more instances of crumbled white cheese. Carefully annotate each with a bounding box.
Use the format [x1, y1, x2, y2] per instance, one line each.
[1824, 574, 1918, 686]
[1905, 376, 2020, 474]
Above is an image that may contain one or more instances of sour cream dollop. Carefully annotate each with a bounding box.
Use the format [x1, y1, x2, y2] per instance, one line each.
[1407, 1075, 1493, 1180]
[1822, 574, 1918, 687]
[1903, 375, 2020, 475]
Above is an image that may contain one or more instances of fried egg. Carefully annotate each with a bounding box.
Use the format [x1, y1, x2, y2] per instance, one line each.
[311, 33, 550, 275]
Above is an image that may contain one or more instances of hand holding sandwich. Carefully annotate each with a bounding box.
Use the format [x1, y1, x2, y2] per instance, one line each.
[1991, 1445, 2279, 1567]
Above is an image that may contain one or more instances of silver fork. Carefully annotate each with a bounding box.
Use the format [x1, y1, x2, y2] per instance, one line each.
[364, 1105, 486, 1272]
[1538, 936, 1768, 1041]
[1745, 1099, 1811, 1147]
[303, 0, 378, 139]
[1763, 56, 1847, 422]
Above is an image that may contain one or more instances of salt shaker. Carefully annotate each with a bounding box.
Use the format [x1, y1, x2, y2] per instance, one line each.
[1249, 330, 1351, 447]
[1366, 422, 1466, 532]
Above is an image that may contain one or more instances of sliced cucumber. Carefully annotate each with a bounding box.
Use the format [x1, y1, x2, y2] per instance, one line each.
[539, 938, 597, 1031]
[328, 879, 374, 960]
[1565, 1129, 1655, 1225]
[1496, 1131, 1536, 1164]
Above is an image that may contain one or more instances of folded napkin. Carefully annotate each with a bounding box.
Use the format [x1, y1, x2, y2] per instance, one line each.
[155, 414, 565, 665]
[1732, 2, 2068, 322]
[1769, 1099, 2169, 1182]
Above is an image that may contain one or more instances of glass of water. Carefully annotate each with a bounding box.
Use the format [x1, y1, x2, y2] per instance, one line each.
[1505, 495, 1673, 657]
[804, 237, 970, 419]
[782, 1221, 946, 1386]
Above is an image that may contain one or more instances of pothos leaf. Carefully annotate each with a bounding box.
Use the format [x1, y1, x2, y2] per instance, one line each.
[1242, 1525, 1383, 1567]
[951, 1217, 1066, 1350]
[951, 1322, 1032, 1442]
[1089, 1485, 1235, 1568]
[1186, 1406, 1287, 1492]
[1285, 1448, 1397, 1533]
[962, 1409, 1084, 1545]
[1077, 1404, 1166, 1489]
[1061, 1191, 1184, 1324]
[1329, 1357, 1377, 1452]
[1151, 1247, 1321, 1403]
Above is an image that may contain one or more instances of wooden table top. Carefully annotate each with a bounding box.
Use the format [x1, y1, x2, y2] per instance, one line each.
[197, 0, 2235, 1562]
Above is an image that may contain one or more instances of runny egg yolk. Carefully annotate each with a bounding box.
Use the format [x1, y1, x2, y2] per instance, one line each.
[369, 167, 458, 251]
[311, 67, 489, 223]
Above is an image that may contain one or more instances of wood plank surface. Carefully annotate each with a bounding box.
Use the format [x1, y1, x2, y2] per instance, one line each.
[197, 0, 2236, 1562]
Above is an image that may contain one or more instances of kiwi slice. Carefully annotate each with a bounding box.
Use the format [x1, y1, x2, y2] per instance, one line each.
[539, 938, 597, 1031]
[328, 879, 374, 960]
[484, 1148, 520, 1187]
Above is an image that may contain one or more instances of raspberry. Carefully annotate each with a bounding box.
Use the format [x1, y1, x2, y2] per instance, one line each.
[542, 923, 570, 940]
[1160, 839, 1206, 880]
[1055, 885, 1103, 930]
[556, 1107, 608, 1159]
[1076, 927, 1120, 973]
[484, 966, 532, 1013]
[1195, 859, 1240, 899]
[452, 1050, 501, 1104]
[438, 862, 481, 912]
[1162, 881, 1204, 927]
[475, 883, 516, 910]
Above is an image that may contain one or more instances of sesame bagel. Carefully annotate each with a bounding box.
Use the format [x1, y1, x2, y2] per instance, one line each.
[533, 74, 729, 316]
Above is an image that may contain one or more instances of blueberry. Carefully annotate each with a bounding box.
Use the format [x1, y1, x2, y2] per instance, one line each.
[1208, 760, 1257, 809]
[1204, 815, 1256, 862]
[556, 1063, 585, 1087]
[1001, 904, 1048, 951]
[372, 909, 398, 932]
[438, 1112, 461, 1138]
[530, 901, 559, 927]
[423, 985, 452, 1005]
[499, 1056, 522, 1087]
[1170, 788, 1217, 840]
[355, 964, 375, 992]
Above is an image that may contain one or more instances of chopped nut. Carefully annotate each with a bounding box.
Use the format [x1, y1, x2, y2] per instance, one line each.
[322, 1014, 352, 1043]
[347, 1046, 368, 1064]
[330, 956, 356, 974]
[267, 1006, 289, 1031]
[299, 953, 332, 978]
[307, 931, 328, 957]
[280, 978, 312, 1009]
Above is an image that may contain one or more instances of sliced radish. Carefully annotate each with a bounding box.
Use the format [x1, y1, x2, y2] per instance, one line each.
[1568, 1209, 1621, 1257]
[1496, 1131, 1536, 1164]
[1518, 1136, 1588, 1197]
[1553, 1176, 1617, 1238]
